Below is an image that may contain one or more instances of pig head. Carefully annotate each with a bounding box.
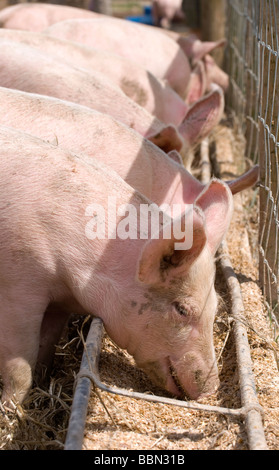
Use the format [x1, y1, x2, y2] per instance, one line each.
[103, 180, 234, 400]
[0, 127, 233, 405]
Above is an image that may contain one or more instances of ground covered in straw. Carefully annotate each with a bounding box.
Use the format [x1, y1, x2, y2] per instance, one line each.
[0, 117, 278, 450]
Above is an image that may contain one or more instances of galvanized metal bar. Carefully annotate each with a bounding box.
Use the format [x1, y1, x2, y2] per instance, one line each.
[218, 242, 268, 450]
[64, 317, 104, 450]
[201, 126, 267, 450]
[76, 354, 244, 418]
[64, 315, 245, 450]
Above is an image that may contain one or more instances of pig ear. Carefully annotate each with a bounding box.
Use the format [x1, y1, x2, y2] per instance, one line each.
[179, 85, 224, 147]
[148, 125, 183, 153]
[226, 165, 259, 195]
[195, 179, 234, 254]
[167, 150, 183, 165]
[137, 207, 207, 286]
[191, 39, 227, 63]
[177, 35, 227, 62]
[185, 60, 206, 105]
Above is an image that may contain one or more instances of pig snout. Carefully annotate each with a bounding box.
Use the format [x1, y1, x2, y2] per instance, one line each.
[169, 352, 219, 400]
[137, 350, 219, 401]
[134, 308, 220, 401]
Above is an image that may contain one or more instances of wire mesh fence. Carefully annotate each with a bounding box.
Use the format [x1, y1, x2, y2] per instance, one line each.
[226, 0, 259, 162]
[226, 0, 279, 326]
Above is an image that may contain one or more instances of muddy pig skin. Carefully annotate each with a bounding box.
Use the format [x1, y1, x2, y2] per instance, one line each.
[0, 3, 222, 96]
[0, 5, 192, 97]
[0, 40, 225, 165]
[0, 3, 228, 91]
[0, 125, 234, 406]
[0, 88, 200, 206]
[0, 38, 186, 155]
[0, 87, 259, 206]
[44, 17, 192, 99]
[0, 28, 188, 127]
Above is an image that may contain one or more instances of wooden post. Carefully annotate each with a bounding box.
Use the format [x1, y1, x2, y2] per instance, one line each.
[88, 0, 112, 15]
[182, 0, 200, 29]
[200, 0, 226, 66]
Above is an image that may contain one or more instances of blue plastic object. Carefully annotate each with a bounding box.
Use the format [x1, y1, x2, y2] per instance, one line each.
[126, 5, 155, 26]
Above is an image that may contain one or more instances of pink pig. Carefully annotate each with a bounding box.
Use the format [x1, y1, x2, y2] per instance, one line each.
[0, 3, 214, 98]
[163, 31, 230, 92]
[152, 0, 185, 29]
[0, 38, 181, 153]
[0, 2, 98, 31]
[0, 3, 228, 92]
[0, 125, 235, 406]
[0, 86, 259, 206]
[0, 28, 188, 127]
[173, 35, 229, 92]
[0, 39, 225, 165]
[202, 53, 230, 93]
[0, 88, 258, 401]
[43, 17, 192, 99]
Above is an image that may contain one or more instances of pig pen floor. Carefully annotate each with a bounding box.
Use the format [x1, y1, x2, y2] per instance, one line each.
[0, 117, 279, 451]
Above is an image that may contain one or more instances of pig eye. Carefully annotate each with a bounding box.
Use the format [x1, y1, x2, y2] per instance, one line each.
[173, 302, 189, 317]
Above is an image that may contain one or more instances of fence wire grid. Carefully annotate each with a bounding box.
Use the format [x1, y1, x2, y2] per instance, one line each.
[226, 0, 279, 326]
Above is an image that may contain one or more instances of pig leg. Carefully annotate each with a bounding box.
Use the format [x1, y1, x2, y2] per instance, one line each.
[0, 289, 49, 407]
[36, 304, 71, 381]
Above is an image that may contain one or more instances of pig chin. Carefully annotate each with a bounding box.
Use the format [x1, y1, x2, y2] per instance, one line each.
[136, 357, 184, 398]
